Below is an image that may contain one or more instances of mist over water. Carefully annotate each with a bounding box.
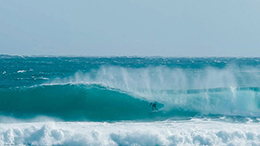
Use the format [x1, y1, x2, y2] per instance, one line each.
[48, 65, 260, 118]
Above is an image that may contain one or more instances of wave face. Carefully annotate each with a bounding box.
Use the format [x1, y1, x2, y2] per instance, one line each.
[1, 55, 260, 121]
[0, 84, 162, 121]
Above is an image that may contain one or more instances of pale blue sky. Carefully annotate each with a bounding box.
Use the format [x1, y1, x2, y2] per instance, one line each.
[0, 0, 260, 56]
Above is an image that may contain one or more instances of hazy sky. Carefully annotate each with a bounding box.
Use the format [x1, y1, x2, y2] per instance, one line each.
[0, 0, 260, 56]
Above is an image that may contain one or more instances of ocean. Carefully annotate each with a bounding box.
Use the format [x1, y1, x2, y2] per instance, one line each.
[1, 55, 260, 145]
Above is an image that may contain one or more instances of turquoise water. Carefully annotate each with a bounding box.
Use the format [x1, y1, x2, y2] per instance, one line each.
[1, 55, 260, 122]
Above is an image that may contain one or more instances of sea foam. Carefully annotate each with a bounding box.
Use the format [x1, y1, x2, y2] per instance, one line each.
[0, 120, 260, 146]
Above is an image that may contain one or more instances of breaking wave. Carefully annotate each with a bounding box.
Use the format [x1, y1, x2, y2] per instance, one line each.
[1, 82, 260, 122]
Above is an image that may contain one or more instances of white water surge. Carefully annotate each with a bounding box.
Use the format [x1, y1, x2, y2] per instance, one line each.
[1, 120, 260, 146]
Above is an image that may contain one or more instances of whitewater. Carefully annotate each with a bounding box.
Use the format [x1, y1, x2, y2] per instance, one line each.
[1, 55, 260, 145]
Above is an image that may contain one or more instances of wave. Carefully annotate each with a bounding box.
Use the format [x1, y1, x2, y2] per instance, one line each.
[1, 84, 191, 121]
[1, 83, 260, 122]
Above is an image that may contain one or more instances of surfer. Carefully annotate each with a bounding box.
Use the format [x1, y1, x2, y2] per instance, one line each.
[149, 102, 158, 111]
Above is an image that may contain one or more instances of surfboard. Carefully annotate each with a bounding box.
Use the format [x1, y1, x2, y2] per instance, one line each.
[149, 110, 159, 114]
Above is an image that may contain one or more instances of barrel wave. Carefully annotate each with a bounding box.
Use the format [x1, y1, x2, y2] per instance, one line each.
[1, 83, 260, 121]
